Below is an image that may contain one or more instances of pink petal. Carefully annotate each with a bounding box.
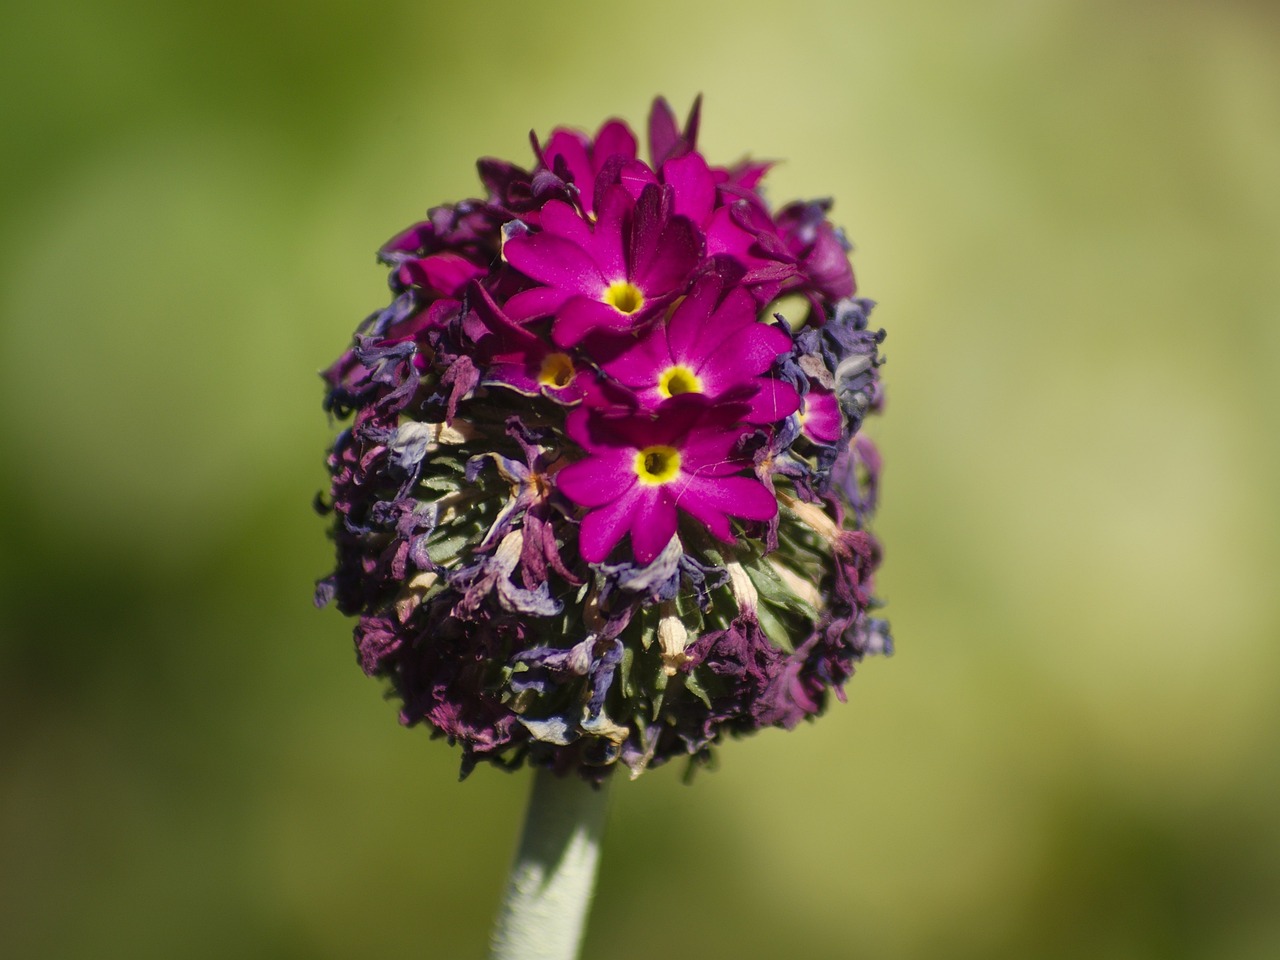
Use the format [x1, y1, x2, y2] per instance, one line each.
[553, 296, 633, 347]
[599, 325, 671, 388]
[564, 406, 594, 450]
[629, 188, 703, 295]
[584, 186, 629, 281]
[504, 232, 603, 297]
[644, 215, 703, 295]
[677, 474, 777, 527]
[629, 487, 677, 564]
[578, 488, 642, 564]
[678, 426, 746, 475]
[634, 394, 715, 448]
[665, 274, 724, 362]
[557, 454, 638, 508]
[721, 160, 771, 191]
[705, 205, 754, 260]
[695, 322, 793, 387]
[563, 404, 640, 453]
[470, 283, 541, 348]
[504, 285, 574, 323]
[802, 388, 843, 443]
[539, 198, 596, 250]
[802, 222, 855, 299]
[543, 132, 593, 204]
[481, 361, 540, 396]
[592, 120, 638, 166]
[618, 159, 658, 202]
[663, 152, 716, 226]
[742, 378, 801, 423]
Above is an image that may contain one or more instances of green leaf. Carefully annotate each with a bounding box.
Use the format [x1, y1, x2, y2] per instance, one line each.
[754, 601, 795, 652]
[426, 531, 470, 565]
[682, 670, 712, 709]
[419, 473, 461, 493]
[619, 645, 636, 700]
[744, 556, 818, 622]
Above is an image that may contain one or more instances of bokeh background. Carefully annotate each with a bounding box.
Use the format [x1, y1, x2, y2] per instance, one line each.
[3, 1, 1279, 957]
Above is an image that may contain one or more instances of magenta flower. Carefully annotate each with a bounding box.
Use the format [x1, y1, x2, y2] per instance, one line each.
[607, 151, 799, 301]
[556, 397, 777, 565]
[464, 282, 615, 406]
[776, 199, 856, 303]
[502, 182, 702, 346]
[597, 272, 800, 423]
[540, 119, 638, 216]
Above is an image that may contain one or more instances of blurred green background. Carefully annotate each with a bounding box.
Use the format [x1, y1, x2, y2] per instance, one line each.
[3, 1, 1278, 957]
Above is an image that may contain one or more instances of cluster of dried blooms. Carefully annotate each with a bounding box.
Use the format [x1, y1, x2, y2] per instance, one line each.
[316, 98, 890, 780]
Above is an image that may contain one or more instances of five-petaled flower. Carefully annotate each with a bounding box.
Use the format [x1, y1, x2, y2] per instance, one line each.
[557, 397, 778, 565]
[595, 271, 800, 424]
[503, 184, 701, 346]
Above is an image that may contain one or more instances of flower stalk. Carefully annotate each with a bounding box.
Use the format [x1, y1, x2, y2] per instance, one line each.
[489, 768, 611, 960]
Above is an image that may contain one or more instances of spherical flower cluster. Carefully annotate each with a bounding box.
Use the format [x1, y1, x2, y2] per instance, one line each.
[316, 98, 891, 780]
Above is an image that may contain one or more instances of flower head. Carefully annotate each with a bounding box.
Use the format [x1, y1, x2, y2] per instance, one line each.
[317, 98, 891, 781]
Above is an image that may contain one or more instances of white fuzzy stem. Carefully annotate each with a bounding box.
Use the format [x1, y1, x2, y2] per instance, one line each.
[489, 768, 611, 960]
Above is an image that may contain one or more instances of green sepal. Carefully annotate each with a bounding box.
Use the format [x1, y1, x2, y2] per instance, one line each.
[650, 667, 669, 721]
[619, 645, 636, 700]
[757, 603, 794, 652]
[426, 531, 471, 565]
[682, 670, 713, 709]
[419, 473, 462, 493]
[743, 556, 819, 625]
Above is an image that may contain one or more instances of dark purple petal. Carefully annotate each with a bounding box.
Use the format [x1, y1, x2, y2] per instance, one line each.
[648, 96, 681, 167]
[398, 252, 486, 298]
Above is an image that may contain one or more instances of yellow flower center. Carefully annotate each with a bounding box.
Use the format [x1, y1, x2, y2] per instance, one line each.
[537, 352, 576, 389]
[634, 445, 681, 485]
[603, 280, 644, 315]
[658, 365, 703, 398]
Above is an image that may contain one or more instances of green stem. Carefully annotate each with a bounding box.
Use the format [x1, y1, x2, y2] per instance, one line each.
[489, 768, 611, 960]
